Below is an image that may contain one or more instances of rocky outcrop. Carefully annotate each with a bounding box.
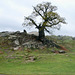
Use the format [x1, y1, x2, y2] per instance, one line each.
[0, 30, 68, 51]
[0, 31, 11, 37]
[0, 30, 45, 50]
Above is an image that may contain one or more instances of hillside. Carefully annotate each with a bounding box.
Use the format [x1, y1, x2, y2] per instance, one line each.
[0, 31, 75, 74]
[0, 30, 75, 53]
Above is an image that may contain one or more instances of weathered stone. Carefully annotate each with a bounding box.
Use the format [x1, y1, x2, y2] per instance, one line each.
[51, 50, 56, 53]
[8, 35, 17, 39]
[14, 31, 20, 34]
[58, 50, 65, 53]
[14, 39, 19, 45]
[29, 56, 37, 61]
[0, 31, 10, 37]
[22, 41, 43, 48]
[13, 46, 21, 50]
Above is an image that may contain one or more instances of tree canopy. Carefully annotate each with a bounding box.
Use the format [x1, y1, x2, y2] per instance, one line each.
[23, 2, 66, 40]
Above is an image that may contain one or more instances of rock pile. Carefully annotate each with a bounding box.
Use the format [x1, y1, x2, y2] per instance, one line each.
[0, 30, 68, 52]
[0, 30, 44, 50]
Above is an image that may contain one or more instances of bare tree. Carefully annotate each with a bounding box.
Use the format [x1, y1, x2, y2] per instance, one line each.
[23, 2, 66, 41]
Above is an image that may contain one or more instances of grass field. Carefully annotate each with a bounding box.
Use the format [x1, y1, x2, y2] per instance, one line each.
[0, 37, 75, 75]
[0, 49, 75, 75]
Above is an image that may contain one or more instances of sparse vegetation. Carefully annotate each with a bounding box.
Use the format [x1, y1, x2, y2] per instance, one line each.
[0, 50, 75, 74]
[0, 1, 75, 75]
[0, 35, 75, 74]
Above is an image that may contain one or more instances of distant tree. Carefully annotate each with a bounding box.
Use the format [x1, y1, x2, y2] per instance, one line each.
[23, 2, 66, 41]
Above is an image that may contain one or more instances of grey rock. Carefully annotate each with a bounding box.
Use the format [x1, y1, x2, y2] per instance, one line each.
[13, 46, 21, 50]
[14, 39, 19, 45]
[51, 50, 56, 53]
[29, 56, 37, 61]
[58, 50, 65, 53]
[8, 35, 17, 39]
[0, 31, 10, 37]
[22, 41, 43, 48]
[0, 30, 50, 49]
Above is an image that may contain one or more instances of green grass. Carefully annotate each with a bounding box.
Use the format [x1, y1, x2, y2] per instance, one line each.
[0, 37, 75, 74]
[0, 50, 75, 75]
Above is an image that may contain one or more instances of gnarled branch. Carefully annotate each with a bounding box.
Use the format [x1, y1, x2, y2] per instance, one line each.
[25, 17, 38, 27]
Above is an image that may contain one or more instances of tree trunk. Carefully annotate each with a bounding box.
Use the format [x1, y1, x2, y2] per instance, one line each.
[38, 27, 45, 40]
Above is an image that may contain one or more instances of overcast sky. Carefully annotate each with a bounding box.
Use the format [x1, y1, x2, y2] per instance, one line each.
[0, 0, 75, 36]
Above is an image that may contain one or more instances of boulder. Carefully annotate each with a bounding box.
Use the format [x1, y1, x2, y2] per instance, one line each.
[51, 50, 56, 53]
[14, 39, 20, 45]
[22, 41, 43, 48]
[0, 31, 10, 37]
[13, 46, 21, 50]
[8, 35, 17, 39]
[29, 56, 37, 61]
[58, 50, 65, 53]
[51, 50, 66, 53]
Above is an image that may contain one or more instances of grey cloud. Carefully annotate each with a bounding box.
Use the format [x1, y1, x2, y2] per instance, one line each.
[0, 0, 75, 36]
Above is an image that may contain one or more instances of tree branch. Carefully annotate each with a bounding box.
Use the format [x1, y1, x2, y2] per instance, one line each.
[45, 21, 60, 27]
[26, 17, 38, 27]
[45, 28, 50, 33]
[33, 7, 45, 19]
